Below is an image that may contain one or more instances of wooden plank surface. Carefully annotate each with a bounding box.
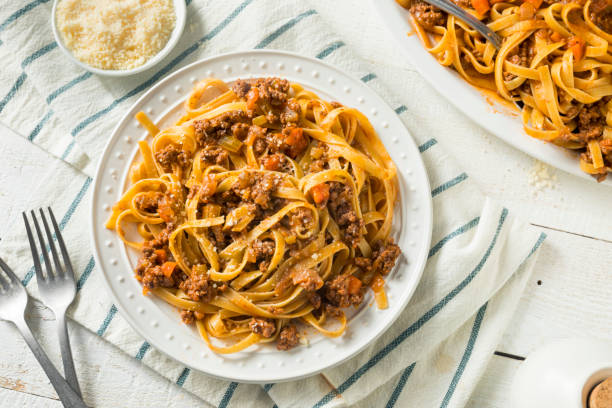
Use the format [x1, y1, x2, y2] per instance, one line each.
[1, 0, 612, 406]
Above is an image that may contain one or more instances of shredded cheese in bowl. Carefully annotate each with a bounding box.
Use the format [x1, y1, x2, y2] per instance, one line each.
[56, 0, 176, 71]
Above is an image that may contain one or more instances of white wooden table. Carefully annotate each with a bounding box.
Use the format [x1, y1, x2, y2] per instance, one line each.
[2, 1, 612, 406]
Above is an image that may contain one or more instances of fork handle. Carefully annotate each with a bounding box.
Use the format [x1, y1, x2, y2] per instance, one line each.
[57, 314, 82, 397]
[15, 319, 88, 408]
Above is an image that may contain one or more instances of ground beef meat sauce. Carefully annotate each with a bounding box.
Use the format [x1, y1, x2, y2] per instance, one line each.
[154, 144, 192, 173]
[249, 318, 276, 338]
[194, 110, 248, 142]
[180, 309, 205, 325]
[136, 228, 185, 291]
[134, 191, 163, 213]
[328, 182, 364, 249]
[247, 238, 276, 272]
[589, 0, 612, 33]
[179, 272, 226, 303]
[277, 324, 299, 350]
[261, 152, 292, 173]
[291, 268, 324, 292]
[410, 0, 446, 31]
[115, 77, 404, 353]
[324, 273, 366, 309]
[231, 171, 282, 210]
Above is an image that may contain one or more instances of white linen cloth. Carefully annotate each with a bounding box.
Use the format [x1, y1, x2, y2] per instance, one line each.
[0, 0, 546, 407]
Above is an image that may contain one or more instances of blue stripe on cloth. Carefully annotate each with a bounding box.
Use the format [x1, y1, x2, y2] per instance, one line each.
[21, 42, 57, 68]
[394, 105, 407, 115]
[176, 367, 191, 386]
[254, 9, 317, 49]
[219, 382, 239, 408]
[76, 256, 95, 291]
[46, 72, 92, 104]
[0, 0, 50, 33]
[385, 362, 416, 408]
[361, 73, 377, 83]
[431, 173, 468, 197]
[60, 140, 76, 160]
[59, 177, 92, 229]
[22, 176, 92, 285]
[429, 217, 480, 259]
[28, 110, 54, 141]
[0, 73, 27, 114]
[523, 232, 547, 261]
[96, 305, 117, 336]
[418, 138, 437, 153]
[263, 383, 274, 392]
[440, 303, 488, 408]
[135, 341, 150, 360]
[70, 0, 255, 138]
[312, 208, 509, 408]
[315, 41, 345, 59]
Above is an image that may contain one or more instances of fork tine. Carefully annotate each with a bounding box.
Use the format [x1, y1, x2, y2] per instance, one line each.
[30, 210, 54, 280]
[40, 209, 65, 279]
[23, 212, 46, 283]
[0, 256, 23, 287]
[47, 207, 74, 281]
[0, 262, 10, 290]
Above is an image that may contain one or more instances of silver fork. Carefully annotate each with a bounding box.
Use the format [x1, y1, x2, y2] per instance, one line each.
[23, 208, 81, 397]
[0, 257, 87, 407]
[420, 0, 503, 49]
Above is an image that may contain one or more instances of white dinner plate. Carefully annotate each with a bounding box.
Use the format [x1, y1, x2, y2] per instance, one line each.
[373, 0, 612, 186]
[90, 50, 433, 383]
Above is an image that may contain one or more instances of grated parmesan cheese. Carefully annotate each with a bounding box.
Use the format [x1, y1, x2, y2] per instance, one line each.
[528, 160, 557, 193]
[56, 0, 176, 70]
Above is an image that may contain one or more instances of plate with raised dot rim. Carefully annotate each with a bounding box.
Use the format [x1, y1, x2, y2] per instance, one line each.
[90, 50, 433, 383]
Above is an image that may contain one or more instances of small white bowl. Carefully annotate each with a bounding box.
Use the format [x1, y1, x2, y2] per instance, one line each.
[51, 0, 186, 77]
[510, 338, 612, 408]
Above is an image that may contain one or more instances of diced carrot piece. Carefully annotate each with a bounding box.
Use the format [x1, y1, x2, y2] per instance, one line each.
[550, 31, 563, 42]
[161, 261, 177, 278]
[471, 0, 490, 15]
[285, 127, 304, 146]
[154, 249, 167, 263]
[158, 196, 174, 223]
[282, 127, 308, 158]
[519, 2, 536, 20]
[201, 174, 217, 197]
[311, 183, 330, 205]
[262, 154, 282, 171]
[246, 88, 259, 111]
[524, 0, 543, 9]
[347, 276, 363, 295]
[568, 36, 586, 61]
[142, 286, 149, 295]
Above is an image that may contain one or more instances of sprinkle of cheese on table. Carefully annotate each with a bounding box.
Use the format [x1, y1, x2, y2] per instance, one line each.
[528, 160, 557, 193]
[56, 0, 176, 70]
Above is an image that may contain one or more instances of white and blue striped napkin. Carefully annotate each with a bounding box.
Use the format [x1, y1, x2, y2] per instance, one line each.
[0, 0, 546, 407]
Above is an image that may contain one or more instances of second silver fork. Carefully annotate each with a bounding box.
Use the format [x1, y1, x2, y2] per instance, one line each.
[23, 208, 81, 397]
